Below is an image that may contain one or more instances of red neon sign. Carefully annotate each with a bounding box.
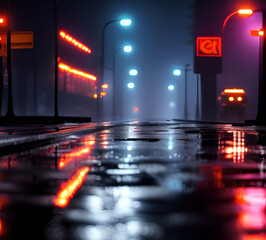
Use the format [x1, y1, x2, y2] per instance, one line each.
[196, 37, 222, 57]
[59, 31, 92, 54]
[58, 62, 97, 81]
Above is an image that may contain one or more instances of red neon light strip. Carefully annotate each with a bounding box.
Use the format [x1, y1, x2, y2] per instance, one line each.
[58, 63, 97, 81]
[59, 31, 92, 54]
[58, 144, 94, 169]
[54, 166, 90, 208]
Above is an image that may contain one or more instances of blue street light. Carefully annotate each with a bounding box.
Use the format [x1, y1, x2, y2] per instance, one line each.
[168, 85, 174, 91]
[173, 69, 181, 76]
[168, 145, 173, 150]
[127, 82, 135, 89]
[129, 69, 138, 76]
[123, 45, 132, 53]
[120, 19, 132, 27]
[169, 102, 175, 108]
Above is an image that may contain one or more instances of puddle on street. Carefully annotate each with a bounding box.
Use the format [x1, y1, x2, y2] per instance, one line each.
[0, 123, 264, 239]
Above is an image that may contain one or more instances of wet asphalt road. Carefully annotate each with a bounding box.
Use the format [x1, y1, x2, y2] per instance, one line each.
[0, 121, 265, 240]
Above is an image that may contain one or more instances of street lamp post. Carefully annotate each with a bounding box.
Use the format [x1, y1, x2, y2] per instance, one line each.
[112, 45, 132, 120]
[6, 0, 14, 119]
[222, 9, 253, 32]
[172, 68, 181, 118]
[255, 9, 266, 124]
[100, 18, 131, 120]
[54, 0, 58, 118]
[222, 8, 266, 124]
[184, 64, 191, 120]
[196, 74, 200, 120]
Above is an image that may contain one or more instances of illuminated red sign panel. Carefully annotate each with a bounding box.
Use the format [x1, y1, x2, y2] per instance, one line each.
[196, 37, 222, 57]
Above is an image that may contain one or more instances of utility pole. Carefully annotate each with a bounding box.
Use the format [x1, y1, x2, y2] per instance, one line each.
[184, 64, 191, 120]
[195, 74, 200, 120]
[256, 11, 266, 124]
[54, 0, 58, 118]
[6, 0, 14, 119]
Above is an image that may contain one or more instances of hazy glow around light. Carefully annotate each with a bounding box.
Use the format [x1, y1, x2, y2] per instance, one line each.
[124, 45, 132, 53]
[120, 19, 132, 26]
[127, 146, 132, 151]
[237, 97, 243, 102]
[173, 69, 181, 76]
[101, 84, 109, 89]
[259, 30, 264, 36]
[168, 85, 174, 91]
[129, 69, 138, 76]
[127, 82, 135, 89]
[168, 145, 173, 150]
[0, 18, 4, 24]
[169, 102, 175, 108]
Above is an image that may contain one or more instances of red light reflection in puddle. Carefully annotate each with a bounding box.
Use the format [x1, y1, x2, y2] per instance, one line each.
[242, 234, 266, 240]
[0, 197, 10, 236]
[198, 165, 224, 189]
[0, 219, 2, 236]
[235, 188, 266, 232]
[54, 166, 90, 208]
[219, 131, 248, 163]
[58, 140, 95, 169]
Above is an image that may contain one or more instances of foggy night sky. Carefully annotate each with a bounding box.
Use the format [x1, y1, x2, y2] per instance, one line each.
[7, 0, 266, 121]
[56, 0, 196, 120]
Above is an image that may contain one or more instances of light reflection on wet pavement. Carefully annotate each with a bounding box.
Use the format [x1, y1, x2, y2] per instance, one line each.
[0, 121, 265, 239]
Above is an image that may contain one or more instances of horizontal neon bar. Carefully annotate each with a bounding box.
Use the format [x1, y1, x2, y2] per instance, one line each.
[58, 63, 97, 81]
[238, 9, 253, 15]
[224, 89, 245, 93]
[59, 31, 92, 54]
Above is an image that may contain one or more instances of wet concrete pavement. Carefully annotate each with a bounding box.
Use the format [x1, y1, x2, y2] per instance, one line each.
[0, 120, 265, 240]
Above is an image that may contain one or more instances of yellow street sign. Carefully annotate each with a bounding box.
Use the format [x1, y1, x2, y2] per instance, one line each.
[11, 31, 33, 49]
[0, 31, 33, 56]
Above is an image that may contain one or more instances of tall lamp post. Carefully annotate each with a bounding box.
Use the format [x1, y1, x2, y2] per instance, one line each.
[100, 18, 131, 119]
[253, 9, 266, 124]
[184, 64, 191, 120]
[195, 74, 200, 120]
[222, 8, 266, 124]
[222, 9, 253, 32]
[112, 45, 132, 119]
[172, 68, 181, 117]
[6, 0, 14, 119]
